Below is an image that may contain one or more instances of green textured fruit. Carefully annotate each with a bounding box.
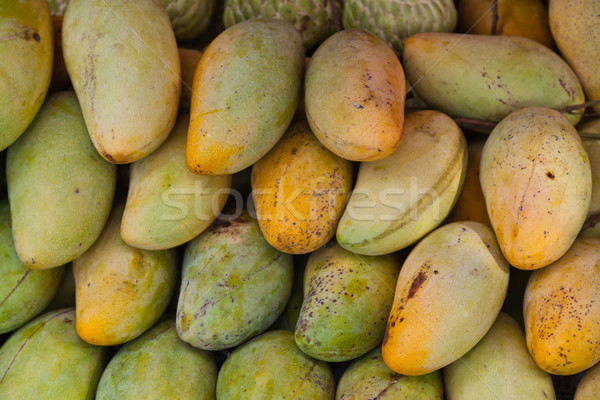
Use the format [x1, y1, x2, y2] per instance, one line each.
[342, 0, 457, 54]
[223, 0, 341, 49]
[161, 0, 216, 40]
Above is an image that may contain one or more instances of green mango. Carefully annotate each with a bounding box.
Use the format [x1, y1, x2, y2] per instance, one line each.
[216, 330, 335, 399]
[0, 308, 106, 400]
[6, 91, 116, 269]
[295, 243, 399, 362]
[0, 0, 53, 151]
[271, 256, 306, 331]
[96, 319, 217, 400]
[177, 211, 293, 350]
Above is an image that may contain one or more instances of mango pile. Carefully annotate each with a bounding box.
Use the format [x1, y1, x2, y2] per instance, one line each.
[2, 0, 600, 399]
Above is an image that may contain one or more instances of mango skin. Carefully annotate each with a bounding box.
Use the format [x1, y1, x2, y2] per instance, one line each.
[62, 0, 180, 163]
[403, 33, 585, 125]
[443, 312, 556, 400]
[177, 211, 293, 350]
[480, 107, 592, 270]
[336, 347, 443, 400]
[187, 18, 304, 175]
[575, 361, 600, 400]
[305, 28, 405, 161]
[0, 308, 106, 400]
[337, 110, 467, 255]
[74, 203, 177, 346]
[0, 0, 53, 151]
[121, 115, 231, 250]
[524, 238, 600, 375]
[216, 330, 335, 399]
[6, 91, 117, 269]
[0, 201, 64, 334]
[382, 221, 510, 376]
[96, 320, 217, 400]
[271, 259, 306, 331]
[295, 243, 399, 362]
[252, 120, 353, 254]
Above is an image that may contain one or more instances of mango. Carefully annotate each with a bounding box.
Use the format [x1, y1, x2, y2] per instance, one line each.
[305, 28, 405, 161]
[382, 221, 510, 375]
[187, 18, 304, 175]
[6, 91, 117, 269]
[403, 33, 585, 125]
[0, 201, 64, 334]
[48, 15, 70, 93]
[443, 312, 555, 400]
[295, 243, 399, 362]
[0, 308, 106, 400]
[575, 361, 600, 400]
[337, 110, 467, 255]
[0, 0, 53, 151]
[216, 330, 335, 399]
[251, 120, 353, 254]
[74, 203, 177, 346]
[336, 347, 443, 399]
[44, 264, 75, 311]
[96, 319, 217, 400]
[271, 257, 306, 331]
[121, 114, 231, 250]
[177, 211, 293, 350]
[578, 119, 600, 238]
[524, 238, 600, 375]
[480, 107, 592, 270]
[62, 0, 180, 163]
[178, 47, 202, 112]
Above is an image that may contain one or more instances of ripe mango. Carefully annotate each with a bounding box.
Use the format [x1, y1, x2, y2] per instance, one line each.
[6, 91, 117, 269]
[336, 110, 467, 255]
[575, 361, 600, 400]
[382, 221, 509, 375]
[62, 0, 180, 163]
[480, 107, 592, 269]
[305, 29, 405, 161]
[187, 18, 304, 175]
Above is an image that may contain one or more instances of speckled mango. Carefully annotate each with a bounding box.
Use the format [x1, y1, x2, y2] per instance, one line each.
[62, 0, 180, 163]
[336, 346, 443, 400]
[187, 18, 304, 175]
[96, 319, 217, 400]
[575, 361, 600, 400]
[177, 211, 293, 350]
[524, 238, 600, 375]
[251, 120, 353, 254]
[216, 330, 335, 399]
[480, 107, 592, 270]
[403, 33, 585, 125]
[0, 308, 106, 400]
[443, 312, 555, 400]
[305, 28, 405, 161]
[295, 243, 399, 362]
[0, 0, 53, 151]
[6, 91, 117, 269]
[382, 221, 510, 375]
[73, 203, 177, 346]
[121, 114, 231, 250]
[336, 110, 467, 255]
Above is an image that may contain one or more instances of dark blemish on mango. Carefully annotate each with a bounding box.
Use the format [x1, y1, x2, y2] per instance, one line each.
[546, 171, 555, 180]
[407, 271, 427, 300]
[33, 33, 40, 42]
[352, 103, 363, 109]
[75, 188, 79, 194]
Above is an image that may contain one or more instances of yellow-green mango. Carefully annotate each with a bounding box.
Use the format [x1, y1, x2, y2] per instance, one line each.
[187, 18, 304, 175]
[305, 28, 405, 161]
[295, 243, 399, 362]
[6, 91, 117, 269]
[337, 110, 467, 256]
[251, 119, 353, 254]
[336, 347, 443, 399]
[177, 211, 293, 350]
[216, 330, 335, 399]
[578, 118, 600, 238]
[271, 256, 306, 331]
[443, 312, 555, 400]
[62, 0, 180, 163]
[44, 263, 75, 312]
[0, 0, 53, 151]
[0, 308, 106, 400]
[575, 361, 600, 400]
[0, 201, 64, 334]
[96, 319, 217, 400]
[74, 203, 177, 346]
[480, 107, 592, 270]
[121, 115, 231, 250]
[382, 221, 510, 375]
[524, 238, 600, 375]
[178, 47, 202, 112]
[403, 33, 585, 125]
